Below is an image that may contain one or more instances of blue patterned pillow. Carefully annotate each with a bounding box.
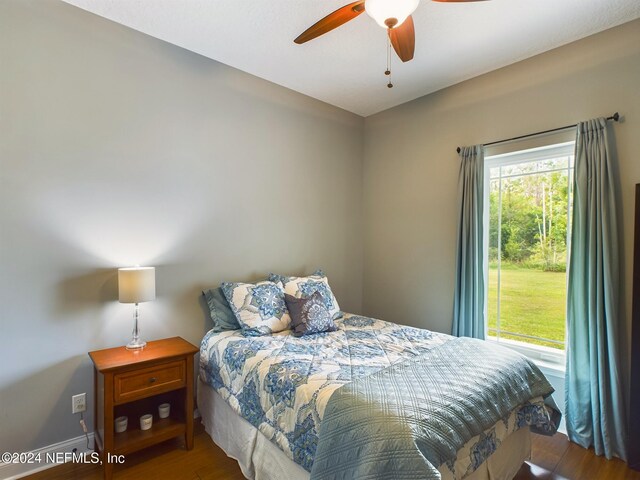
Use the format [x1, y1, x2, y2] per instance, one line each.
[279, 273, 342, 320]
[285, 291, 337, 337]
[268, 269, 324, 285]
[203, 287, 240, 331]
[221, 281, 291, 336]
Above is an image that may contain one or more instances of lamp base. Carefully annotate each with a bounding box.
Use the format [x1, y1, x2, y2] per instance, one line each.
[126, 338, 147, 350]
[126, 302, 146, 350]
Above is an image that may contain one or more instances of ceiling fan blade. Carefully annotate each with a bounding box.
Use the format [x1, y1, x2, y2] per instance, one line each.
[388, 16, 415, 62]
[294, 1, 365, 44]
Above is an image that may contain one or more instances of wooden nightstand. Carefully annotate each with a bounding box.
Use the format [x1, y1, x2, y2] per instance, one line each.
[89, 337, 199, 479]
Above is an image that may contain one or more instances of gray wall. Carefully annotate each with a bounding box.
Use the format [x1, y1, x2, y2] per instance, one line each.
[0, 0, 363, 453]
[2, 0, 639, 459]
[363, 19, 640, 390]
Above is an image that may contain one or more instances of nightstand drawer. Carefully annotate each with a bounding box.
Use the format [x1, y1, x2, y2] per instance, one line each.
[114, 360, 186, 403]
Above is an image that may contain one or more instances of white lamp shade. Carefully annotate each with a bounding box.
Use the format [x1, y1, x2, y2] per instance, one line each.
[118, 267, 156, 304]
[365, 0, 419, 28]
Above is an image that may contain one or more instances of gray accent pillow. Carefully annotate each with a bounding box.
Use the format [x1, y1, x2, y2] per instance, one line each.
[285, 291, 337, 337]
[202, 287, 241, 331]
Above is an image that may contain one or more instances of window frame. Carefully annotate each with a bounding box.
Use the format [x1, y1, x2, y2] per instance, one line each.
[483, 141, 575, 368]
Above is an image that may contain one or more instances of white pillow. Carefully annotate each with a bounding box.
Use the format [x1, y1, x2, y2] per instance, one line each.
[280, 274, 342, 320]
[221, 281, 291, 336]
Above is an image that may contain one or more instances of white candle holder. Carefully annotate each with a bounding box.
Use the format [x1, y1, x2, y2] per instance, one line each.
[140, 414, 153, 431]
[115, 416, 128, 433]
[158, 403, 170, 419]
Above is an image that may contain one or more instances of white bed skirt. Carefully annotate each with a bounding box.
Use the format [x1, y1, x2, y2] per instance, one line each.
[197, 378, 531, 480]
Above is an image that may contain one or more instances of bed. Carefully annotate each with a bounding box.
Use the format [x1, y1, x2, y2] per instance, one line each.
[197, 313, 560, 480]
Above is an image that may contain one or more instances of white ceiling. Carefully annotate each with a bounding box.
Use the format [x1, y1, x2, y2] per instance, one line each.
[63, 0, 640, 117]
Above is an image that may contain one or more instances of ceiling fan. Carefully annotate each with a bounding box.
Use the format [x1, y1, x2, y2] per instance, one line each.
[294, 0, 483, 64]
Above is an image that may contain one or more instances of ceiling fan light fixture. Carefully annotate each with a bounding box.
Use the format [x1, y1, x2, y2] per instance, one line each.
[365, 0, 419, 29]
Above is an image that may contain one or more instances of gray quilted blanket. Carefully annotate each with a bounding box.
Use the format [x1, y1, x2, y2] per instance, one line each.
[310, 336, 560, 480]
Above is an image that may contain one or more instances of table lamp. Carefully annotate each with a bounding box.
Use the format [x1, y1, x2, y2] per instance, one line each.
[118, 267, 155, 349]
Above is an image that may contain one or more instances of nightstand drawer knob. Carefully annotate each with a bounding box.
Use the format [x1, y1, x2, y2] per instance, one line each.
[149, 377, 157, 383]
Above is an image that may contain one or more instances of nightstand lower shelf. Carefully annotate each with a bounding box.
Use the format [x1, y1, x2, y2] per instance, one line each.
[114, 417, 186, 455]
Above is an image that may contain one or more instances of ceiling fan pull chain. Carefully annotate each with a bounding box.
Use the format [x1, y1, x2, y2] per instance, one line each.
[386, 32, 393, 88]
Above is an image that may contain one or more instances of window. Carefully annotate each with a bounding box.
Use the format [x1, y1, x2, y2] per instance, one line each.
[484, 142, 574, 364]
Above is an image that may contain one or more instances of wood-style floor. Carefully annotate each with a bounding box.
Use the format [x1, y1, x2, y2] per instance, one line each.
[25, 423, 638, 480]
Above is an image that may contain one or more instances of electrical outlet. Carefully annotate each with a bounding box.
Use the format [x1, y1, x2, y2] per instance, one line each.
[72, 393, 86, 414]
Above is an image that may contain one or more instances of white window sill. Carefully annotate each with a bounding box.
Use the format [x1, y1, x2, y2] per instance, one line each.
[485, 336, 565, 377]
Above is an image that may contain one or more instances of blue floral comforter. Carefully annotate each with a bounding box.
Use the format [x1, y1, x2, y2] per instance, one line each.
[310, 336, 560, 480]
[199, 314, 558, 479]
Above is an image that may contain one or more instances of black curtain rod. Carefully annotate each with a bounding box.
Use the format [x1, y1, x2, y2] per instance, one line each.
[456, 112, 620, 154]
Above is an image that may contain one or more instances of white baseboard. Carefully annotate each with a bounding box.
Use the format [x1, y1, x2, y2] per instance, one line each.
[0, 433, 94, 480]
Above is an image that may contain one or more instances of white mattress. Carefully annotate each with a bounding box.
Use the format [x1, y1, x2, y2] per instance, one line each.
[197, 377, 532, 480]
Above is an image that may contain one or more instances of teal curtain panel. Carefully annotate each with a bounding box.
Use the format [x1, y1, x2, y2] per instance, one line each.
[565, 118, 627, 460]
[453, 145, 485, 339]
